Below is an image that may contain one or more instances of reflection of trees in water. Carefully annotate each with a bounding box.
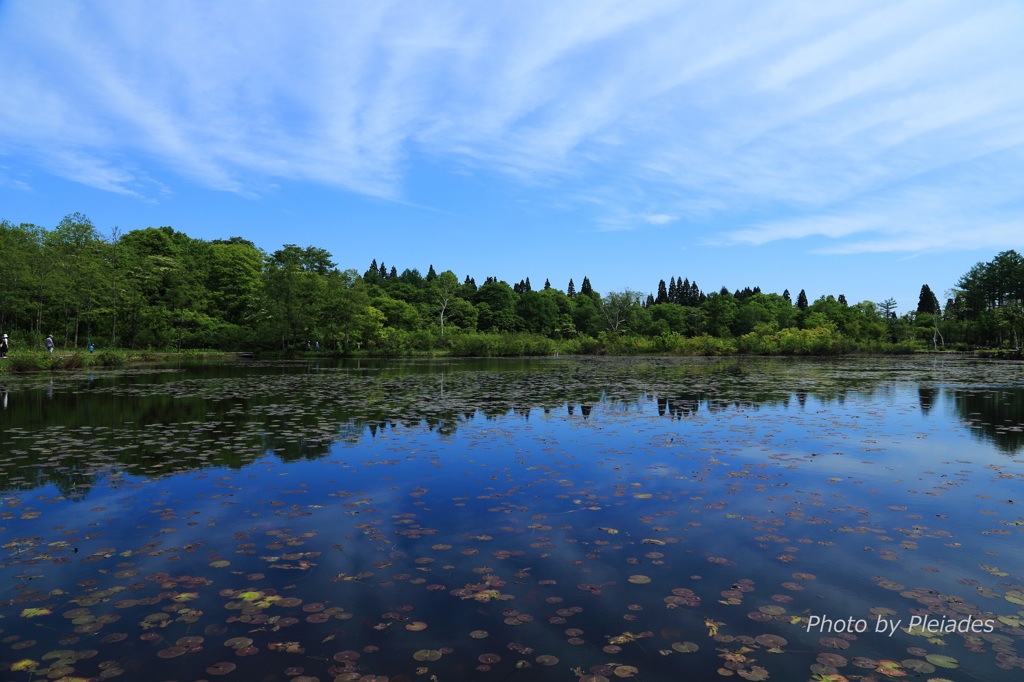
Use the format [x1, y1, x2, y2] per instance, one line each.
[5, 357, 1023, 495]
[658, 395, 704, 419]
[951, 388, 1024, 454]
[0, 358, 868, 494]
[655, 391, 850, 420]
[918, 386, 939, 415]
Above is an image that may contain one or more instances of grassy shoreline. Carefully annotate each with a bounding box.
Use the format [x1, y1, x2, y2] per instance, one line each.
[1, 337, 1004, 375]
[0, 348, 234, 374]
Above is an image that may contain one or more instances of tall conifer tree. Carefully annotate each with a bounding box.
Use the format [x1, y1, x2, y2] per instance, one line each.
[656, 279, 668, 304]
[917, 284, 940, 314]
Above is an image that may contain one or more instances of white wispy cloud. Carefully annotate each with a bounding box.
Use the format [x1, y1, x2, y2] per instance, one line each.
[726, 162, 1024, 255]
[0, 0, 1021, 254]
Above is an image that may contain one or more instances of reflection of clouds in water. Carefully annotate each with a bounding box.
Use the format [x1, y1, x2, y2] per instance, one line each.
[3, 364, 1024, 680]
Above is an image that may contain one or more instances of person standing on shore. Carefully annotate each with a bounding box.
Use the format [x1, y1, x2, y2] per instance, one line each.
[45, 335, 54, 354]
[0, 333, 9, 358]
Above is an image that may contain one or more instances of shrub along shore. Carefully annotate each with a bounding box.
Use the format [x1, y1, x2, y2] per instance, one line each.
[0, 336, 992, 376]
[0, 349, 231, 374]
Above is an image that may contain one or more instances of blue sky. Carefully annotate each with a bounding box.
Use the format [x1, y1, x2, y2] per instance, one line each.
[2, 1, 1022, 313]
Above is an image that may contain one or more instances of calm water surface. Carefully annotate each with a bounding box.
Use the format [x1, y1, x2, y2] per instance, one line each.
[1, 356, 1023, 681]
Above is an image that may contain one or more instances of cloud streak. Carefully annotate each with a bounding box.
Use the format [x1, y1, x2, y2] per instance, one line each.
[0, 0, 1021, 254]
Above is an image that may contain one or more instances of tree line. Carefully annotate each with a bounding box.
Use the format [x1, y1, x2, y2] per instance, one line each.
[1, 214, 1020, 356]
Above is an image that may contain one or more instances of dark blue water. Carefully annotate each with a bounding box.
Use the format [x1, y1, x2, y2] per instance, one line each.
[1, 357, 1022, 680]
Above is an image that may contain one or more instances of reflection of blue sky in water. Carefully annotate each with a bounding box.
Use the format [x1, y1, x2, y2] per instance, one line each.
[1, 359, 1023, 680]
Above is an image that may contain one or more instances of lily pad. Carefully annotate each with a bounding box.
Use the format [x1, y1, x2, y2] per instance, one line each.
[924, 654, 959, 669]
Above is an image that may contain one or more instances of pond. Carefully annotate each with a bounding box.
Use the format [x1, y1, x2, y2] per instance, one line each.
[1, 356, 1023, 681]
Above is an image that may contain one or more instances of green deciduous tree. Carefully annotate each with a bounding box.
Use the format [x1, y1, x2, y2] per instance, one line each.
[0, 221, 43, 335]
[701, 290, 738, 337]
[430, 270, 460, 336]
[325, 269, 381, 353]
[117, 226, 187, 348]
[47, 213, 105, 347]
[474, 280, 517, 332]
[373, 296, 422, 331]
[442, 297, 478, 334]
[208, 239, 264, 327]
[517, 290, 560, 335]
[263, 244, 335, 349]
[570, 292, 602, 337]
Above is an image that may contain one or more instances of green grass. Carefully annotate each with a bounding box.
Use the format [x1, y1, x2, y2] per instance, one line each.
[0, 348, 236, 374]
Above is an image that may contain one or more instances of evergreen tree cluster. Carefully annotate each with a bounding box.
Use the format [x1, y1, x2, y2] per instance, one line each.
[948, 251, 1024, 348]
[655, 277, 704, 306]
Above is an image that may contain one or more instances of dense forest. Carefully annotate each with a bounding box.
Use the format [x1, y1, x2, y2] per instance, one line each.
[1, 213, 1022, 356]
